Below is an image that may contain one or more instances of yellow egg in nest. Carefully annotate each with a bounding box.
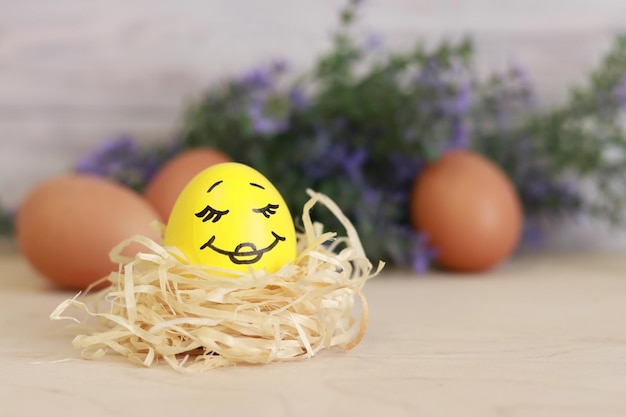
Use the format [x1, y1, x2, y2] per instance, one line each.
[164, 162, 297, 274]
[51, 163, 383, 372]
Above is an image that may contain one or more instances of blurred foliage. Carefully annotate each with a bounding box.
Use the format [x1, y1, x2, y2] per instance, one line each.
[0, 203, 13, 236]
[472, 35, 626, 222]
[180, 0, 626, 267]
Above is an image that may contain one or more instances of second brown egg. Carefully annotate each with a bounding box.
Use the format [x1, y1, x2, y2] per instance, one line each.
[410, 150, 523, 272]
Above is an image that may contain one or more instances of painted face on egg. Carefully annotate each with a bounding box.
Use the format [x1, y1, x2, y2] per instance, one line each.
[163, 162, 297, 274]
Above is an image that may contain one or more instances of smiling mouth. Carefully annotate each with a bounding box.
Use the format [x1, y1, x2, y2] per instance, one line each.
[200, 232, 286, 265]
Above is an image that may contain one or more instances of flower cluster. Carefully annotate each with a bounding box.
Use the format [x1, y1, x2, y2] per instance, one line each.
[74, 136, 178, 192]
[8, 0, 626, 271]
[181, 1, 626, 267]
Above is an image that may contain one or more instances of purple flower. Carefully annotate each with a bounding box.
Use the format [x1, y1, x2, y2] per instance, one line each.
[614, 74, 626, 107]
[412, 253, 430, 274]
[247, 104, 288, 136]
[361, 186, 382, 206]
[288, 87, 308, 109]
[510, 63, 536, 107]
[253, 118, 288, 135]
[316, 143, 368, 182]
[444, 80, 472, 115]
[301, 128, 331, 178]
[528, 180, 548, 198]
[239, 60, 289, 92]
[74, 136, 172, 191]
[389, 152, 422, 183]
[300, 128, 368, 182]
[239, 67, 273, 90]
[271, 59, 289, 74]
[342, 147, 367, 181]
[446, 118, 470, 149]
[521, 217, 544, 248]
[75, 136, 136, 175]
[364, 33, 383, 51]
[510, 63, 531, 86]
[409, 231, 438, 273]
[380, 225, 438, 273]
[415, 59, 442, 88]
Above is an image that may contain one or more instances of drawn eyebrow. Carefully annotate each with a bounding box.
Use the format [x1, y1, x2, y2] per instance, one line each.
[250, 182, 265, 190]
[207, 180, 223, 193]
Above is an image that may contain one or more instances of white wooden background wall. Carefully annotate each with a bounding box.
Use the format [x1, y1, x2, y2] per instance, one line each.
[2, 0, 626, 249]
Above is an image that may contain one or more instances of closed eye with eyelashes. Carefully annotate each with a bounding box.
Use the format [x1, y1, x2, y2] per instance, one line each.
[195, 205, 230, 223]
[253, 203, 279, 218]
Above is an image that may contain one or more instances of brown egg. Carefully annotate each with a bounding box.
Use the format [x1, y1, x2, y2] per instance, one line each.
[16, 174, 160, 290]
[410, 150, 523, 272]
[144, 148, 231, 222]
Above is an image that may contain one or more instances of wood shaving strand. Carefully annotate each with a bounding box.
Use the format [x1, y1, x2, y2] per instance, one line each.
[50, 190, 383, 372]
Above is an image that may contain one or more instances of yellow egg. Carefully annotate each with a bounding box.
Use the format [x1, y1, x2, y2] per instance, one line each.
[163, 162, 297, 274]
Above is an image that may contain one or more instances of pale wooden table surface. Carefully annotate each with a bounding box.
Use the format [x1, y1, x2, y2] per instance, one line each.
[1, 247, 625, 417]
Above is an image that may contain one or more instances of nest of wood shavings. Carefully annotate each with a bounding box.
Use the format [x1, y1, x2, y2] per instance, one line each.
[51, 189, 383, 373]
